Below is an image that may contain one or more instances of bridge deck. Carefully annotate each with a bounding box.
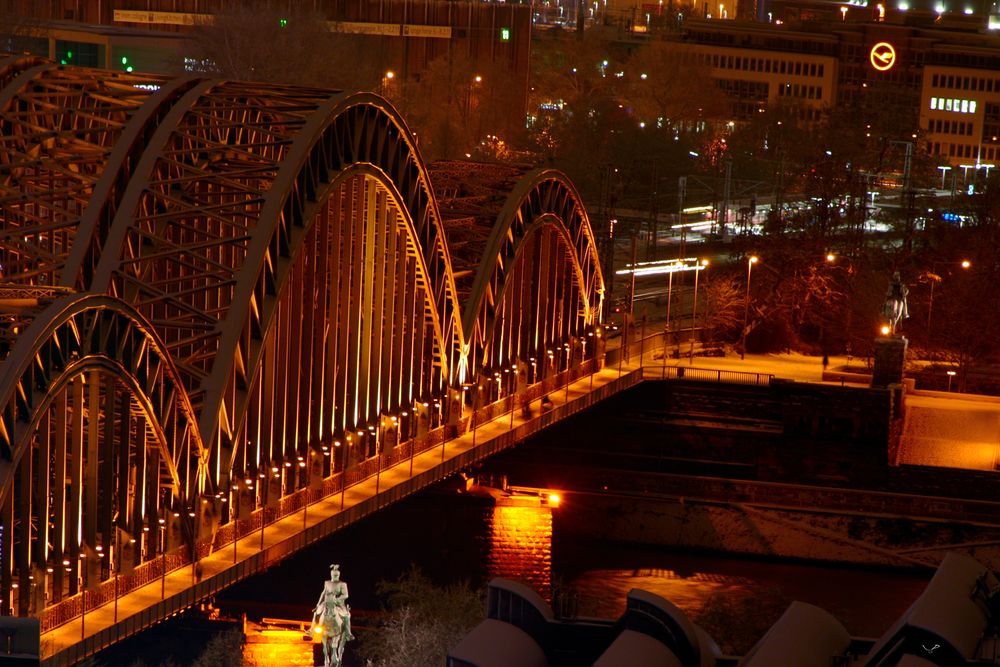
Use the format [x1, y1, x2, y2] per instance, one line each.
[41, 363, 644, 666]
[40, 345, 1000, 664]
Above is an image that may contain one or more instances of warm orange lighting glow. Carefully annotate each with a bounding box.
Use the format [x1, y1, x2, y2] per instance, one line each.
[961, 260, 971, 269]
[880, 325, 891, 335]
[547, 493, 561, 507]
[749, 255, 759, 264]
[826, 253, 836, 262]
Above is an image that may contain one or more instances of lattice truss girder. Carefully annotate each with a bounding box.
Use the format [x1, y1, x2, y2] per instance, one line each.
[92, 82, 337, 411]
[227, 172, 455, 477]
[428, 161, 527, 302]
[192, 98, 465, 479]
[0, 295, 204, 616]
[0, 65, 166, 287]
[455, 171, 604, 374]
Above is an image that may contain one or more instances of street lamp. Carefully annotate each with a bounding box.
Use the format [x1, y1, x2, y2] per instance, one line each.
[825, 252, 855, 358]
[946, 369, 957, 392]
[690, 259, 708, 363]
[741, 255, 758, 360]
[937, 165, 952, 190]
[926, 259, 971, 343]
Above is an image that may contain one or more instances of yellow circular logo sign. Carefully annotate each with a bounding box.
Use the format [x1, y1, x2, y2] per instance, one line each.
[870, 42, 896, 71]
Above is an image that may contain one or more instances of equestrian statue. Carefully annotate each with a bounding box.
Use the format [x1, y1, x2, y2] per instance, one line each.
[312, 564, 354, 667]
[882, 271, 909, 335]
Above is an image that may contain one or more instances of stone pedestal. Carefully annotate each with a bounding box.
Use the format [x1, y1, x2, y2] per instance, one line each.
[872, 336, 907, 388]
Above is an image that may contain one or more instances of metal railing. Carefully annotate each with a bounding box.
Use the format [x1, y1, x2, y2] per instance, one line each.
[642, 364, 773, 386]
[39, 340, 772, 664]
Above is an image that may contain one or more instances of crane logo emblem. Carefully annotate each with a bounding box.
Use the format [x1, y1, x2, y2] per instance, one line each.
[870, 42, 896, 71]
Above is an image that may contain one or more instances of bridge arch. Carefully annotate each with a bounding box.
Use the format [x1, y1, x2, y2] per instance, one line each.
[0, 294, 204, 616]
[74, 83, 462, 490]
[460, 168, 604, 377]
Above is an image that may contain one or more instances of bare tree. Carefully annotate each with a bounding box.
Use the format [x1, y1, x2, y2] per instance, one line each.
[360, 567, 484, 667]
[390, 54, 522, 162]
[183, 1, 383, 90]
[622, 40, 728, 129]
[0, 1, 45, 56]
[702, 275, 745, 343]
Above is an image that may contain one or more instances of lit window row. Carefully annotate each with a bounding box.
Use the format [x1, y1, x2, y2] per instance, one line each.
[930, 97, 977, 113]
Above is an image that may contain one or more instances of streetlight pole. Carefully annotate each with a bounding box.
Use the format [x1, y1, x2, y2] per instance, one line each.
[741, 255, 758, 360]
[690, 260, 707, 363]
[927, 259, 970, 345]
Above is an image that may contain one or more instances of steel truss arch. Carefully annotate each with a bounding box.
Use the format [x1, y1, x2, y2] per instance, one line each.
[460, 168, 605, 372]
[222, 160, 459, 481]
[198, 94, 464, 478]
[0, 54, 46, 90]
[77, 81, 463, 487]
[0, 294, 206, 615]
[0, 64, 170, 287]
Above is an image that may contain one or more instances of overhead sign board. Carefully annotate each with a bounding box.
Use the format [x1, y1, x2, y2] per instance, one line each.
[113, 9, 209, 25]
[329, 22, 452, 38]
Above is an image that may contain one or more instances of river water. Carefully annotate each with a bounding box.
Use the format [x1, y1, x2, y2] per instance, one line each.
[93, 485, 933, 665]
[211, 488, 930, 662]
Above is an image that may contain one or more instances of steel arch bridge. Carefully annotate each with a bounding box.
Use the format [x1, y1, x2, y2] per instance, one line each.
[0, 58, 603, 631]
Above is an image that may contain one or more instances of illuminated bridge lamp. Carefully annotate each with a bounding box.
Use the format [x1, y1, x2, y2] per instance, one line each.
[547, 493, 561, 507]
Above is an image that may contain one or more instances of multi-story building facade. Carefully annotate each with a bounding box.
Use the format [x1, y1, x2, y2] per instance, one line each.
[682, 21, 838, 121]
[677, 17, 1000, 166]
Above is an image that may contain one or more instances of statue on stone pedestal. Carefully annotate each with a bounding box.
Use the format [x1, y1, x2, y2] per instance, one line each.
[881, 271, 909, 335]
[312, 564, 353, 667]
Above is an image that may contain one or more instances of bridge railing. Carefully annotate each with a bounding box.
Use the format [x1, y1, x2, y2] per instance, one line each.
[641, 365, 774, 386]
[39, 342, 775, 640]
[45, 340, 778, 641]
[38, 356, 606, 636]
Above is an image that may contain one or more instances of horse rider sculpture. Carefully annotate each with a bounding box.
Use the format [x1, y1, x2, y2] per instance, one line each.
[882, 271, 909, 335]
